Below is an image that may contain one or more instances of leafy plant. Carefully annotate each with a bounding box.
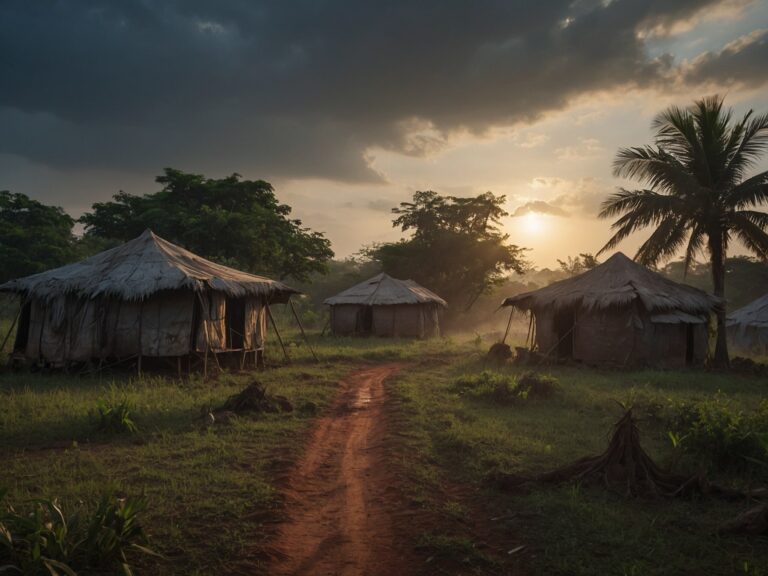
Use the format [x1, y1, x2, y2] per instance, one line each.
[94, 399, 138, 434]
[667, 393, 768, 472]
[0, 489, 157, 575]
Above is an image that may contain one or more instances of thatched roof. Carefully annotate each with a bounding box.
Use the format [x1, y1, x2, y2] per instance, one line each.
[502, 252, 719, 315]
[727, 294, 768, 329]
[324, 273, 447, 307]
[0, 229, 298, 302]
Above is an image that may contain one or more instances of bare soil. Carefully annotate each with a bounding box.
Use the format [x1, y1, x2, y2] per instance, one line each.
[268, 364, 415, 576]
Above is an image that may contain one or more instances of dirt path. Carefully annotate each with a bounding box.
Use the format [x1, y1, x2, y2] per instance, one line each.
[268, 363, 412, 576]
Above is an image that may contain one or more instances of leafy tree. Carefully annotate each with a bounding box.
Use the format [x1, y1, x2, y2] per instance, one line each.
[557, 253, 599, 277]
[80, 168, 334, 281]
[598, 96, 768, 367]
[366, 190, 528, 313]
[662, 256, 768, 312]
[0, 191, 76, 283]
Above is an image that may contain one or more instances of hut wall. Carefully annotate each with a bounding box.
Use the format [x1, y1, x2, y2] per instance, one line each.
[140, 292, 195, 356]
[196, 292, 226, 351]
[728, 325, 768, 356]
[572, 307, 639, 365]
[372, 304, 425, 338]
[330, 304, 362, 335]
[243, 298, 267, 349]
[423, 305, 441, 338]
[532, 308, 558, 354]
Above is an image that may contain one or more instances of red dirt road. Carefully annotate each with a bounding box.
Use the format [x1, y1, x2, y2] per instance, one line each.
[269, 364, 412, 576]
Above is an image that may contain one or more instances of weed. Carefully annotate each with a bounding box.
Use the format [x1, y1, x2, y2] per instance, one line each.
[94, 398, 138, 435]
[0, 488, 157, 575]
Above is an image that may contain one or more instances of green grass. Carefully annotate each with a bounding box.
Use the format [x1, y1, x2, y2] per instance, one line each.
[389, 353, 768, 576]
[2, 331, 768, 575]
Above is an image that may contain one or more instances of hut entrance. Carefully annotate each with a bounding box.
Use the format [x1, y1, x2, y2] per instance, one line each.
[226, 298, 246, 349]
[685, 324, 694, 366]
[358, 306, 373, 335]
[554, 309, 575, 359]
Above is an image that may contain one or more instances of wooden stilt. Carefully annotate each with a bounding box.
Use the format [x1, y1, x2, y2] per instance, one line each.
[266, 303, 290, 364]
[289, 299, 318, 363]
[502, 307, 514, 344]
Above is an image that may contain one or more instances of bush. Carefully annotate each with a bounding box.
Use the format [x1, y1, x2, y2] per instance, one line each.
[94, 399, 138, 434]
[667, 394, 768, 473]
[0, 489, 157, 575]
[453, 370, 558, 404]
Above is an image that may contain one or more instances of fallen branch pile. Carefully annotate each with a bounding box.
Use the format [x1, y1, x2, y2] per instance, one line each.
[222, 381, 293, 414]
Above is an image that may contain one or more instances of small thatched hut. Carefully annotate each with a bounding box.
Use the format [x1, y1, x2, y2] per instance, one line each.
[727, 294, 768, 356]
[0, 230, 298, 370]
[502, 252, 720, 368]
[324, 273, 446, 338]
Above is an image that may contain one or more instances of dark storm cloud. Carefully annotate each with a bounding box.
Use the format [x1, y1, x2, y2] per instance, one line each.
[0, 0, 759, 183]
[682, 28, 768, 87]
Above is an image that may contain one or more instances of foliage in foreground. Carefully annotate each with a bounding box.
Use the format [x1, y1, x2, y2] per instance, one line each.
[0, 489, 156, 575]
[93, 399, 138, 435]
[668, 394, 768, 474]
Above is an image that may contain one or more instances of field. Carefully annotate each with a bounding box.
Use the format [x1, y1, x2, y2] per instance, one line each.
[2, 331, 768, 575]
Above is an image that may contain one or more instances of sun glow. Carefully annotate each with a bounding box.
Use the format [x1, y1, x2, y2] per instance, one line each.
[521, 212, 546, 234]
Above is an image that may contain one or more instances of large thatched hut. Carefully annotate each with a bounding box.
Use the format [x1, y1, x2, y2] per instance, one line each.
[0, 230, 297, 370]
[502, 253, 720, 368]
[324, 273, 446, 338]
[727, 294, 768, 356]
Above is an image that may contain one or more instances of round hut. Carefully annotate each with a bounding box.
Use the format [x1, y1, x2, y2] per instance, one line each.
[727, 294, 768, 356]
[0, 229, 298, 371]
[502, 253, 720, 368]
[324, 273, 446, 338]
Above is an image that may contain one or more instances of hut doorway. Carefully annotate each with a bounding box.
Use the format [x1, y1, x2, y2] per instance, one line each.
[554, 309, 575, 359]
[358, 306, 373, 335]
[685, 323, 694, 366]
[226, 298, 246, 349]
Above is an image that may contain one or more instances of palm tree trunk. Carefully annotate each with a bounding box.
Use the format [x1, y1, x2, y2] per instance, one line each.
[710, 237, 730, 368]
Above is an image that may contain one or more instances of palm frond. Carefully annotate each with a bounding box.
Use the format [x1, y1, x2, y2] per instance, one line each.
[729, 211, 768, 259]
[683, 225, 705, 278]
[634, 216, 689, 266]
[613, 147, 702, 194]
[722, 111, 768, 185]
[726, 170, 768, 209]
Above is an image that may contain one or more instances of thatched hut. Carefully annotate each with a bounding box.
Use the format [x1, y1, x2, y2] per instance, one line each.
[0, 230, 297, 370]
[727, 294, 768, 356]
[324, 273, 446, 338]
[502, 253, 720, 368]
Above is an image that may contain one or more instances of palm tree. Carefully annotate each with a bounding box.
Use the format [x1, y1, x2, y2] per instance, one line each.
[598, 95, 768, 367]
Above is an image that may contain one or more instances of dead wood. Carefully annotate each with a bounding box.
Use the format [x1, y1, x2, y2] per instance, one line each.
[719, 504, 768, 535]
[492, 409, 762, 499]
[222, 381, 294, 414]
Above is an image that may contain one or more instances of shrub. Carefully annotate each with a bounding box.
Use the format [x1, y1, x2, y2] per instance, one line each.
[667, 393, 768, 473]
[94, 399, 138, 434]
[452, 371, 558, 404]
[0, 489, 157, 575]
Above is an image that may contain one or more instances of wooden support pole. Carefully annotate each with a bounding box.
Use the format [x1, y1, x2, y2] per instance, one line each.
[266, 303, 290, 364]
[0, 303, 22, 356]
[289, 299, 318, 363]
[502, 307, 514, 344]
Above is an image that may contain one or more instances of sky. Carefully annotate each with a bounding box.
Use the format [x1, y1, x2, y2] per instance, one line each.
[2, 0, 768, 268]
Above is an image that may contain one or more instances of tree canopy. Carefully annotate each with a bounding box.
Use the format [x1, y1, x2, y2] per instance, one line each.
[0, 191, 76, 284]
[80, 169, 334, 281]
[365, 190, 528, 312]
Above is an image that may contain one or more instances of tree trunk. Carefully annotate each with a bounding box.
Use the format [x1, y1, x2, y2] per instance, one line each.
[710, 237, 730, 368]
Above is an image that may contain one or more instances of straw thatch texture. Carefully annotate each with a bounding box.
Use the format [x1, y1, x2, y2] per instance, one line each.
[323, 273, 446, 306]
[0, 229, 298, 302]
[727, 294, 768, 355]
[502, 252, 719, 315]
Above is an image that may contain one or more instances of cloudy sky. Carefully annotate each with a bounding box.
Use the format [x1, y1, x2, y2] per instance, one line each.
[2, 0, 768, 267]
